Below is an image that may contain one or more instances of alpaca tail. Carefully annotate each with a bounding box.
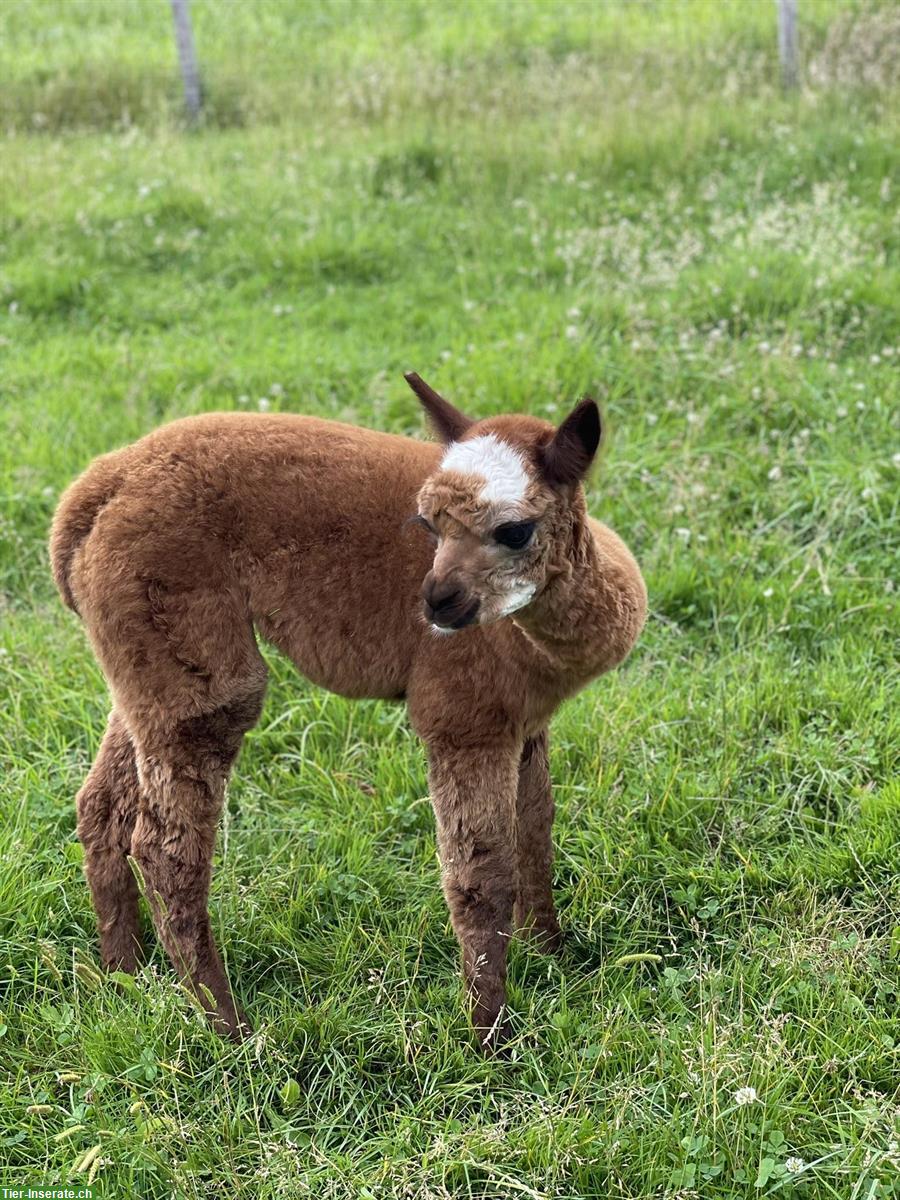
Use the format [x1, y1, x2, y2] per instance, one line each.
[49, 452, 126, 614]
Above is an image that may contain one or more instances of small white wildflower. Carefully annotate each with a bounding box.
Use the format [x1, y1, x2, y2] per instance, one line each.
[440, 349, 452, 361]
[686, 411, 700, 425]
[836, 406, 848, 418]
[462, 299, 476, 312]
[734, 1086, 758, 1106]
[785, 1157, 805, 1174]
[870, 354, 881, 365]
[567, 306, 581, 318]
[645, 412, 658, 425]
[257, 397, 270, 411]
[882, 346, 894, 357]
[566, 325, 580, 340]
[892, 452, 900, 467]
[237, 394, 249, 405]
[270, 383, 284, 397]
[674, 527, 691, 542]
[763, 587, 774, 598]
[751, 386, 761, 399]
[767, 465, 782, 481]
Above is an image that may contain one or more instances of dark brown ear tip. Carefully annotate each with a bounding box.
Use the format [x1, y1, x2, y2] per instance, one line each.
[404, 371, 474, 443]
[539, 394, 603, 487]
[572, 397, 602, 448]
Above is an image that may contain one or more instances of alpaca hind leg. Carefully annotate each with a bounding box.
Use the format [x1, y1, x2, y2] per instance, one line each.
[130, 690, 264, 1040]
[76, 710, 143, 972]
[514, 730, 562, 952]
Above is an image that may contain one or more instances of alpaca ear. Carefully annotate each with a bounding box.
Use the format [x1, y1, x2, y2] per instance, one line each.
[404, 372, 473, 444]
[540, 398, 602, 487]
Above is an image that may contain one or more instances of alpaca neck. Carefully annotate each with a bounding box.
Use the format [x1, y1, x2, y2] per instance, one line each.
[512, 497, 606, 679]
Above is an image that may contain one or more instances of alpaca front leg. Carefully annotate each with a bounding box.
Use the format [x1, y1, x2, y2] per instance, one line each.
[514, 730, 562, 952]
[427, 740, 519, 1051]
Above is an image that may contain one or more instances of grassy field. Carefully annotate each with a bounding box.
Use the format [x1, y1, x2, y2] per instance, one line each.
[1, 1, 899, 1196]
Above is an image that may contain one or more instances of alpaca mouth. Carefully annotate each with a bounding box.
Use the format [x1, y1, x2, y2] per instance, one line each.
[426, 597, 480, 631]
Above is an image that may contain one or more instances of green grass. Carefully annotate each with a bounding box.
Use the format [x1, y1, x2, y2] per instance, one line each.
[1, 1, 899, 1197]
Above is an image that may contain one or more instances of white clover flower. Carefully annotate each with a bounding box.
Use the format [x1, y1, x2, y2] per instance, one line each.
[734, 1086, 758, 1106]
[763, 587, 774, 598]
[257, 397, 271, 411]
[785, 1157, 805, 1174]
[768, 465, 782, 481]
[566, 325, 580, 340]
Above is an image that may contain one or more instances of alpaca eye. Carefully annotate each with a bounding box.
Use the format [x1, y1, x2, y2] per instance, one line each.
[493, 521, 535, 550]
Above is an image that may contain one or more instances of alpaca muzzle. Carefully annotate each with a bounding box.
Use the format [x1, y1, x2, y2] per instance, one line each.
[422, 574, 480, 630]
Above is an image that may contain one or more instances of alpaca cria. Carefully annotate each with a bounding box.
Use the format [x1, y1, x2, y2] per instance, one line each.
[50, 373, 647, 1050]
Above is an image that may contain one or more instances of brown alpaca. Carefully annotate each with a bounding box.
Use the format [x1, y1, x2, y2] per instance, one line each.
[50, 374, 646, 1050]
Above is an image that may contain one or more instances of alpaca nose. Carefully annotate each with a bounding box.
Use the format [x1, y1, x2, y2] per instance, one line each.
[421, 574, 480, 629]
[423, 575, 464, 613]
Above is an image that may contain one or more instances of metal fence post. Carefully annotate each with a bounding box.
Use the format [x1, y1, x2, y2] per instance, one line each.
[777, 0, 799, 90]
[171, 0, 202, 121]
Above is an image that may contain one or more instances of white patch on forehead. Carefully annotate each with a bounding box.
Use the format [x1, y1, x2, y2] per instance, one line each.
[498, 582, 537, 618]
[441, 434, 530, 506]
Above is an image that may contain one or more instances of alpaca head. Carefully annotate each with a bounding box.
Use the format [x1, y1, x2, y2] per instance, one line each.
[405, 372, 601, 633]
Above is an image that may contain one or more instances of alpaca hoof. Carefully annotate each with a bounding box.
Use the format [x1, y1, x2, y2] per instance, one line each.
[517, 916, 564, 955]
[474, 1007, 512, 1055]
[100, 935, 144, 976]
[537, 924, 564, 956]
[213, 1008, 253, 1043]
